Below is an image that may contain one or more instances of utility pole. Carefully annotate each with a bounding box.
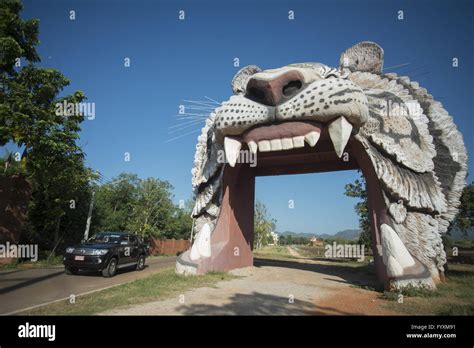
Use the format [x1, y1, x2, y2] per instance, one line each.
[82, 175, 127, 242]
[83, 191, 95, 241]
[189, 219, 195, 242]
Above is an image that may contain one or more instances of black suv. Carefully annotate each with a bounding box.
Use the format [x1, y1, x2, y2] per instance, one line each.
[63, 232, 148, 277]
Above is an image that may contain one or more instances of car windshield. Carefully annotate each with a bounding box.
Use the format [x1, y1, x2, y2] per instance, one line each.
[88, 233, 122, 244]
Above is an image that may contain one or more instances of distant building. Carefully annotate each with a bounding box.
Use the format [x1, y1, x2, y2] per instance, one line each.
[310, 236, 324, 246]
[268, 231, 279, 246]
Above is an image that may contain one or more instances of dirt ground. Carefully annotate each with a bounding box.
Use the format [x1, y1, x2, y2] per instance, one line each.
[102, 248, 398, 315]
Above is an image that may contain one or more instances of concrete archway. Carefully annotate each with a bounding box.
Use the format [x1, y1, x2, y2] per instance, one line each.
[179, 130, 390, 287]
[176, 42, 468, 291]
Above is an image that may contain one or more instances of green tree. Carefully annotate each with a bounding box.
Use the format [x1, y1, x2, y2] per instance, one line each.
[1, 0, 92, 254]
[92, 173, 191, 240]
[168, 199, 194, 240]
[93, 173, 140, 232]
[344, 174, 371, 249]
[450, 182, 474, 237]
[126, 178, 176, 239]
[254, 200, 276, 250]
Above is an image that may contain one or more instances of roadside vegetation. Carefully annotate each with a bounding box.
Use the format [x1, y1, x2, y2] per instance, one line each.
[0, 1, 193, 269]
[381, 263, 474, 315]
[255, 244, 373, 269]
[0, 254, 168, 271]
[0, 256, 63, 271]
[253, 200, 277, 250]
[253, 245, 296, 260]
[21, 267, 233, 315]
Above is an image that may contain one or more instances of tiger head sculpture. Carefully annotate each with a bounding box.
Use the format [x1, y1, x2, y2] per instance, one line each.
[176, 41, 467, 290]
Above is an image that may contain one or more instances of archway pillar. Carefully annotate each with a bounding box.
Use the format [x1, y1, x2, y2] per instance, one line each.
[194, 164, 255, 274]
[351, 139, 390, 288]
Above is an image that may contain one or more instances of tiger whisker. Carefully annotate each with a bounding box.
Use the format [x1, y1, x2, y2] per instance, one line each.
[168, 120, 205, 134]
[164, 129, 201, 143]
[169, 118, 206, 129]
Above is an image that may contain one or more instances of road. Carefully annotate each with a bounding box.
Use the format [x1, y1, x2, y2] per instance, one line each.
[104, 257, 397, 315]
[0, 256, 176, 315]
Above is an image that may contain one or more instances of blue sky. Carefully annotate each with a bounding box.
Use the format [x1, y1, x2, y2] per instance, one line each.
[9, 0, 474, 234]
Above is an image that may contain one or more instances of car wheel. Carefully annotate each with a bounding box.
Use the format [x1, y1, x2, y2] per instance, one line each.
[102, 257, 118, 277]
[136, 254, 145, 271]
[65, 267, 79, 275]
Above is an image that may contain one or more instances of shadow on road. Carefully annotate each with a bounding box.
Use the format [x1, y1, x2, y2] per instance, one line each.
[0, 267, 63, 277]
[254, 257, 380, 290]
[176, 291, 316, 315]
[72, 264, 150, 277]
[0, 264, 151, 294]
[0, 270, 64, 295]
[176, 259, 382, 315]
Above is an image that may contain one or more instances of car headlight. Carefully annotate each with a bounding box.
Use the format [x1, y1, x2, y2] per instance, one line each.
[91, 249, 108, 256]
[66, 247, 75, 253]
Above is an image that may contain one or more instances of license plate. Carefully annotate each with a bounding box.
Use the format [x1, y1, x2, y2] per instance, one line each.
[74, 255, 85, 261]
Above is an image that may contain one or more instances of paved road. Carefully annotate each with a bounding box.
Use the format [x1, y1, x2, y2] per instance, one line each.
[0, 256, 176, 315]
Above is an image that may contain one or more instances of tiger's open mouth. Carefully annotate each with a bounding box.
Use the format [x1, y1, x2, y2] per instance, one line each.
[223, 118, 353, 167]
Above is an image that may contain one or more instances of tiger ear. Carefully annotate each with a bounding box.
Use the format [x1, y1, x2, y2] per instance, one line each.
[231, 65, 262, 94]
[339, 41, 384, 74]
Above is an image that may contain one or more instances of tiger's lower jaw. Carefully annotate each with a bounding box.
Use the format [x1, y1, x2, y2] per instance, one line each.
[177, 133, 446, 291]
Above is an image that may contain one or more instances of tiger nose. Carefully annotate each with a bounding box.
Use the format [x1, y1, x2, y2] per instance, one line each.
[246, 71, 304, 106]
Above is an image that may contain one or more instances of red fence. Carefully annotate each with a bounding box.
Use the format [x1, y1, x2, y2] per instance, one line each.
[149, 238, 190, 255]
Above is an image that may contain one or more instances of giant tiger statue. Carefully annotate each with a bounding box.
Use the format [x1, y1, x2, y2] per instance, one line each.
[176, 41, 467, 290]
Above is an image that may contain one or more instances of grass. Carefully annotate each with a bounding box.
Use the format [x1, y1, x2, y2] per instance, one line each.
[253, 245, 296, 260]
[350, 283, 378, 291]
[297, 244, 373, 262]
[255, 245, 373, 268]
[0, 255, 64, 271]
[21, 267, 234, 315]
[381, 263, 474, 315]
[0, 254, 169, 271]
[296, 245, 326, 258]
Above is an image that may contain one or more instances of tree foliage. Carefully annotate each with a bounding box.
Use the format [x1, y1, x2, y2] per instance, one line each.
[344, 174, 371, 249]
[1, 1, 195, 258]
[254, 200, 276, 249]
[1, 0, 92, 253]
[92, 173, 193, 240]
[278, 235, 310, 245]
[93, 173, 140, 233]
[345, 178, 474, 245]
[450, 182, 474, 236]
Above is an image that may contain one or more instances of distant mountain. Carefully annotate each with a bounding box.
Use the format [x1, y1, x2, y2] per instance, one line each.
[279, 227, 474, 242]
[331, 229, 361, 241]
[314, 229, 361, 241]
[277, 229, 361, 241]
